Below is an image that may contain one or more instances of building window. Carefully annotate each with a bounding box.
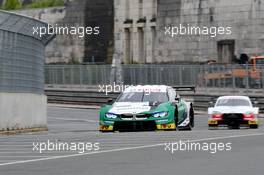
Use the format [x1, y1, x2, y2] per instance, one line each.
[138, 27, 145, 63]
[125, 28, 132, 63]
[217, 40, 235, 63]
[125, 0, 130, 20]
[138, 0, 143, 19]
[151, 26, 156, 62]
[152, 0, 157, 19]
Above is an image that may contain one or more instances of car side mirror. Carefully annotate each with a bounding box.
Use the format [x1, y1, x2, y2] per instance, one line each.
[107, 98, 114, 105]
[209, 101, 214, 107]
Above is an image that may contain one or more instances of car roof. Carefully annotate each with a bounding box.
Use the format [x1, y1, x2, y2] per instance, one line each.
[217, 96, 250, 101]
[252, 56, 264, 59]
[123, 85, 169, 93]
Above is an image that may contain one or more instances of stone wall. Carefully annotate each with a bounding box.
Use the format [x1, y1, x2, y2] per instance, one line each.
[156, 0, 264, 63]
[114, 0, 157, 64]
[14, 0, 114, 64]
[14, 7, 69, 63]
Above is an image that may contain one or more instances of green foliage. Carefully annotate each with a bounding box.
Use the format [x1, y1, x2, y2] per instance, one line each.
[25, 0, 64, 9]
[2, 0, 22, 10]
[1, 0, 65, 10]
[69, 58, 81, 65]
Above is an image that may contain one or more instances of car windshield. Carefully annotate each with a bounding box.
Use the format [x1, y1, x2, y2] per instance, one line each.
[256, 58, 264, 65]
[216, 99, 251, 107]
[256, 58, 264, 68]
[117, 92, 168, 103]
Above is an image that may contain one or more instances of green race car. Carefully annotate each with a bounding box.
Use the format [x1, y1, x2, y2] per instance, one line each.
[99, 85, 194, 132]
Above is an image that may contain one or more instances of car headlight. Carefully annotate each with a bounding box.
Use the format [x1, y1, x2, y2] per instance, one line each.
[213, 111, 221, 115]
[105, 113, 118, 119]
[246, 111, 254, 115]
[153, 111, 168, 118]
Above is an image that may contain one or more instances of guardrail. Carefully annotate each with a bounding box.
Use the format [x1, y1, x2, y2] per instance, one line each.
[45, 88, 264, 112]
[45, 64, 264, 90]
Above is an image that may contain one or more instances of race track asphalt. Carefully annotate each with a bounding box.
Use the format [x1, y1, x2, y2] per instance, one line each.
[0, 106, 264, 175]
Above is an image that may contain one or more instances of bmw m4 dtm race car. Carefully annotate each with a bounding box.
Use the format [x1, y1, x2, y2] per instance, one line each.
[208, 96, 259, 129]
[99, 85, 195, 132]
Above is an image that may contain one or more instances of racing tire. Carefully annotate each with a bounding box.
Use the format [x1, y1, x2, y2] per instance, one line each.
[249, 125, 258, 129]
[189, 106, 194, 128]
[228, 125, 240, 129]
[174, 107, 178, 130]
[179, 124, 192, 131]
[100, 131, 114, 133]
[208, 125, 218, 130]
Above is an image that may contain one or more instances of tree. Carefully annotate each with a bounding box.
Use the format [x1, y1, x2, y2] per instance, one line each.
[3, 0, 22, 10]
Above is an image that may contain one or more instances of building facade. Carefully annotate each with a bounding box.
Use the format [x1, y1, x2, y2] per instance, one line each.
[15, 0, 114, 64]
[114, 0, 157, 64]
[115, 0, 264, 64]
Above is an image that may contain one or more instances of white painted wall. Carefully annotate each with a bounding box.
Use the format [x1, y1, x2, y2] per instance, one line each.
[0, 93, 47, 130]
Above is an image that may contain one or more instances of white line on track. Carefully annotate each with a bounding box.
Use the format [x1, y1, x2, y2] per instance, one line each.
[50, 117, 98, 123]
[0, 152, 78, 154]
[0, 132, 263, 167]
[0, 156, 51, 158]
[0, 145, 31, 147]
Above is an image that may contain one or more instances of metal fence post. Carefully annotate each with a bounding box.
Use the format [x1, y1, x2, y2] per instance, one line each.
[62, 67, 65, 85]
[179, 66, 182, 86]
[262, 66, 264, 93]
[79, 65, 83, 87]
[232, 65, 235, 89]
[70, 66, 73, 85]
[246, 64, 249, 94]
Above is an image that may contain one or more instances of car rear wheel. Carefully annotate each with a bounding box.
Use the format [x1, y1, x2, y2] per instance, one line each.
[249, 124, 258, 129]
[189, 106, 194, 127]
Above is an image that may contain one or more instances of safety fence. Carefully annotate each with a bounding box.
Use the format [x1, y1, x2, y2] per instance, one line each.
[45, 64, 264, 90]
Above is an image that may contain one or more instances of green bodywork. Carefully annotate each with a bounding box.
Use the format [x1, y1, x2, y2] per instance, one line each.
[99, 99, 188, 128]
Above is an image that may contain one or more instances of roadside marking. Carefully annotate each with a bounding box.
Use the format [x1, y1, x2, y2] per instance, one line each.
[0, 145, 31, 147]
[0, 152, 51, 154]
[0, 132, 263, 167]
[50, 117, 98, 123]
[0, 156, 51, 158]
[48, 104, 100, 109]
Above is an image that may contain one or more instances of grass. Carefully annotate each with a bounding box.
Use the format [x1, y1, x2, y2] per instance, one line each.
[24, 0, 64, 9]
[1, 0, 65, 10]
[1, 0, 22, 10]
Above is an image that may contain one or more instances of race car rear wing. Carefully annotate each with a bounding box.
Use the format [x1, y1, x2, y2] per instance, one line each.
[173, 85, 196, 92]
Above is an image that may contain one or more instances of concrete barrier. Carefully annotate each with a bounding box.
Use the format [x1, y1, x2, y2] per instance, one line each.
[0, 93, 47, 131]
[0, 11, 55, 133]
